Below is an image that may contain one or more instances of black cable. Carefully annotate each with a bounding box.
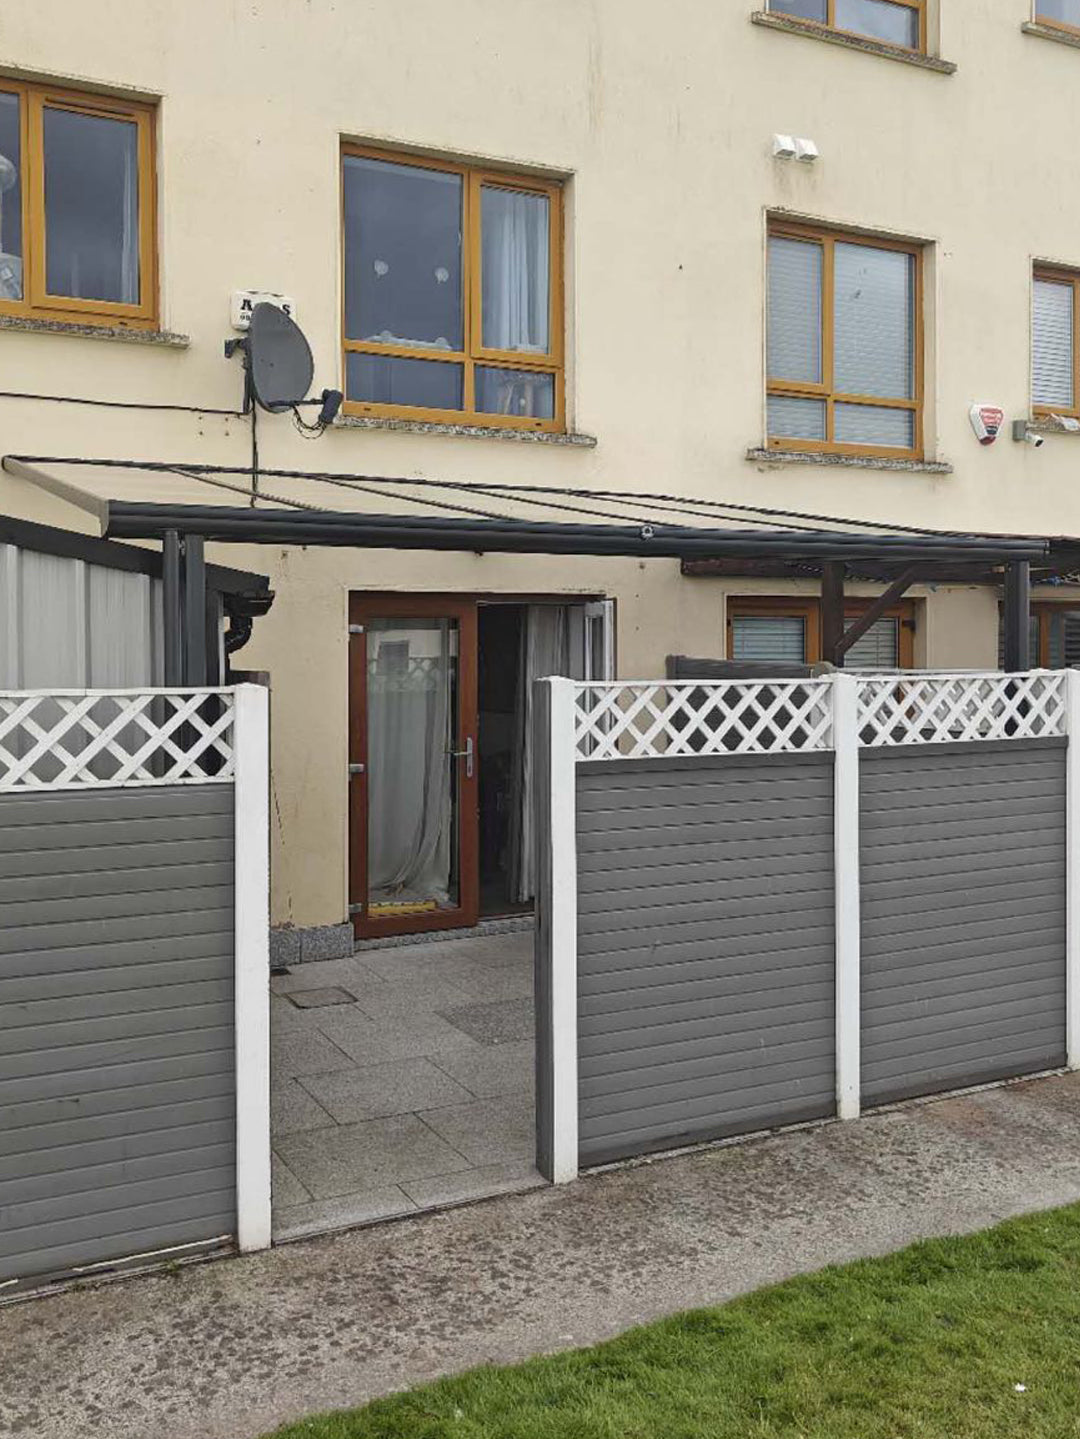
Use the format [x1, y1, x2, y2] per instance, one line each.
[0, 389, 244, 418]
[250, 407, 259, 508]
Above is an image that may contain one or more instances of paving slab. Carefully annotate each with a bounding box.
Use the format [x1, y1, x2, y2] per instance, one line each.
[438, 996, 534, 1045]
[418, 1093, 538, 1167]
[429, 1039, 535, 1098]
[13, 1075, 1080, 1439]
[270, 1080, 336, 1137]
[298, 1057, 475, 1124]
[273, 1112, 474, 1199]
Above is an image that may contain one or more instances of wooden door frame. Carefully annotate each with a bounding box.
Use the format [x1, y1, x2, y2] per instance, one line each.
[348, 592, 480, 939]
[726, 595, 916, 667]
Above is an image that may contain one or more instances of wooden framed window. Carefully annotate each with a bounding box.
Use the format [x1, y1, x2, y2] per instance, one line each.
[0, 81, 157, 328]
[341, 147, 564, 432]
[998, 603, 1080, 669]
[1033, 267, 1080, 419]
[1034, 1, 1080, 37]
[766, 220, 923, 460]
[727, 596, 916, 669]
[767, 0, 926, 52]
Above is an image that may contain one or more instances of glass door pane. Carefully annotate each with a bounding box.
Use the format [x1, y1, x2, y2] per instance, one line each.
[366, 618, 460, 918]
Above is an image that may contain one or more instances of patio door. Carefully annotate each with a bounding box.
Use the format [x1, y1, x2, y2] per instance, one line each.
[349, 595, 479, 938]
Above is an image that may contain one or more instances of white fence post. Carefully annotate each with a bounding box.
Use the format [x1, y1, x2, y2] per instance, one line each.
[832, 674, 861, 1119]
[233, 683, 272, 1251]
[1066, 668, 1080, 1070]
[547, 677, 579, 1183]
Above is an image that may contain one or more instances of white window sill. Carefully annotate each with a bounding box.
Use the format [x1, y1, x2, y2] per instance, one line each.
[750, 11, 958, 72]
[335, 414, 597, 447]
[0, 314, 189, 347]
[747, 446, 953, 475]
[1022, 20, 1080, 50]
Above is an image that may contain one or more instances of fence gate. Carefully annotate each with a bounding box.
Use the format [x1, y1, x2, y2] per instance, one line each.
[535, 670, 1079, 1184]
[0, 687, 270, 1293]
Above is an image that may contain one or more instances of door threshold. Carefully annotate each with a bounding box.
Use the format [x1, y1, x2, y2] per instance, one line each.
[353, 913, 533, 953]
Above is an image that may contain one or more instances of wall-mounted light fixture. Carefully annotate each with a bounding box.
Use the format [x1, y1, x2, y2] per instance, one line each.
[773, 133, 818, 163]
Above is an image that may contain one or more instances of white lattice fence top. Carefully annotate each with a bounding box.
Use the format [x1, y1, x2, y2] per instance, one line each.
[857, 672, 1067, 746]
[0, 689, 236, 790]
[574, 681, 834, 760]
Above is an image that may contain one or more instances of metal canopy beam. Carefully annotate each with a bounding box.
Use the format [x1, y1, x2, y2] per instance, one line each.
[821, 562, 846, 667]
[99, 502, 1049, 566]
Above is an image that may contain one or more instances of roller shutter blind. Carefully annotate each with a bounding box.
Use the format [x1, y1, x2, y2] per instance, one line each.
[1033, 278, 1074, 410]
[731, 615, 807, 664]
[843, 616, 900, 670]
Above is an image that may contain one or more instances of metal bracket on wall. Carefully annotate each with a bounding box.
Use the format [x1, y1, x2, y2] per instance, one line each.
[348, 623, 364, 635]
[348, 763, 365, 776]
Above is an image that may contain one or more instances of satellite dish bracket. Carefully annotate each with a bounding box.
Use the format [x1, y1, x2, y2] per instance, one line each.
[223, 335, 254, 415]
[224, 302, 341, 429]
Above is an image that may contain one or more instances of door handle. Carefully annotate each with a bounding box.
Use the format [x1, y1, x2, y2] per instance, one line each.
[448, 736, 474, 779]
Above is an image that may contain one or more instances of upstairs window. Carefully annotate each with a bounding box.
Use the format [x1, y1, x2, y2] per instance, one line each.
[341, 148, 564, 431]
[768, 0, 926, 52]
[766, 221, 923, 459]
[1035, 1, 1080, 35]
[1033, 268, 1080, 418]
[0, 81, 156, 327]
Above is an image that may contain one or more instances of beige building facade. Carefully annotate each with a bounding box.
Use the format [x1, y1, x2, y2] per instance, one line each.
[0, 0, 1078, 936]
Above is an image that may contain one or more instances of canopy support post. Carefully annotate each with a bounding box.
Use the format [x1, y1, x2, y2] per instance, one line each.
[1003, 561, 1032, 671]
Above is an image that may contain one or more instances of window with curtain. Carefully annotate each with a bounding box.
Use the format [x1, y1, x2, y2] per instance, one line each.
[767, 222, 922, 458]
[1033, 269, 1080, 417]
[767, 0, 925, 51]
[0, 81, 156, 326]
[1036, 0, 1080, 34]
[342, 148, 563, 431]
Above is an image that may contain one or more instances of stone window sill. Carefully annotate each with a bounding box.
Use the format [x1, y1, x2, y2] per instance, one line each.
[747, 446, 953, 475]
[1022, 20, 1080, 50]
[336, 414, 597, 447]
[750, 12, 958, 73]
[0, 314, 189, 347]
[1027, 416, 1080, 436]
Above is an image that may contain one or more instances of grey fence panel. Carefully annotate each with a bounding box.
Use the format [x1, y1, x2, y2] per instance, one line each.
[0, 784, 236, 1285]
[860, 739, 1067, 1107]
[576, 752, 836, 1166]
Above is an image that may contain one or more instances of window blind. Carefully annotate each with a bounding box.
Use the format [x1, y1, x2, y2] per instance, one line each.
[843, 616, 899, 670]
[731, 615, 807, 664]
[1033, 278, 1074, 410]
[834, 243, 914, 401]
[767, 236, 822, 384]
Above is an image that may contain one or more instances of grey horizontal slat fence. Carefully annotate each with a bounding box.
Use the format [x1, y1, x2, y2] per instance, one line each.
[0, 784, 237, 1285]
[536, 670, 1079, 1185]
[860, 739, 1067, 1105]
[575, 753, 836, 1165]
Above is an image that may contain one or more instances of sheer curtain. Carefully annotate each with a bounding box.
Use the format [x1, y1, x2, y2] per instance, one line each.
[481, 187, 550, 354]
[509, 606, 579, 904]
[367, 624, 452, 904]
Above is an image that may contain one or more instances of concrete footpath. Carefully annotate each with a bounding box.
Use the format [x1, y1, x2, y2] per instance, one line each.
[5, 1071, 1080, 1439]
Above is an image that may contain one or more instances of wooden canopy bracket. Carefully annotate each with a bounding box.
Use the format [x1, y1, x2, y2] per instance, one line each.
[832, 564, 920, 663]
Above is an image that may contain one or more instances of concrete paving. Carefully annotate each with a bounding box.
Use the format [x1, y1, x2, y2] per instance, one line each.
[270, 931, 542, 1239]
[6, 1071, 1080, 1439]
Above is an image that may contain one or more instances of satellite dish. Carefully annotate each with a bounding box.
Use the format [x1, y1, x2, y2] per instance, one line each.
[247, 302, 314, 413]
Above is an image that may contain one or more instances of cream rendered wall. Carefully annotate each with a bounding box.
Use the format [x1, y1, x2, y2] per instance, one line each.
[0, 0, 1074, 924]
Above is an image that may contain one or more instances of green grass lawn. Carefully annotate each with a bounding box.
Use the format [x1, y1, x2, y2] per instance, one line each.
[264, 1203, 1080, 1438]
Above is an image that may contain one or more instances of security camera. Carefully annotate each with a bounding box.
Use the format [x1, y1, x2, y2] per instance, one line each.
[1028, 430, 1045, 448]
[1011, 420, 1045, 447]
